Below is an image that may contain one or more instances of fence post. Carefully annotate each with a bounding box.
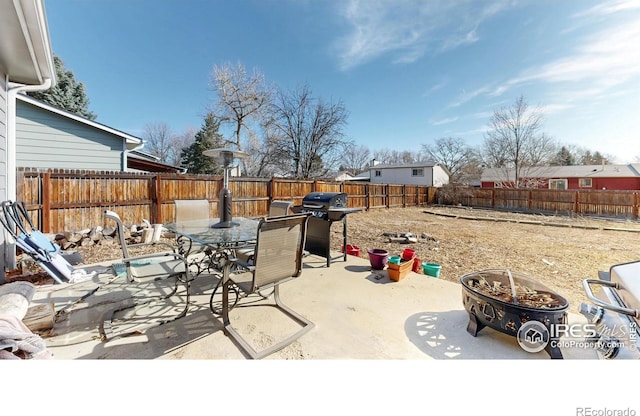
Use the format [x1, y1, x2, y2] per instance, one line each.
[154, 175, 162, 224]
[365, 184, 370, 211]
[574, 191, 580, 217]
[41, 172, 51, 233]
[268, 178, 274, 205]
[402, 185, 406, 207]
[634, 192, 639, 220]
[386, 184, 390, 208]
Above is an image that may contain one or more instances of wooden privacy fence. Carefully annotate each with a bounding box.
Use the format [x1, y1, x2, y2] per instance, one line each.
[16, 170, 436, 233]
[463, 188, 640, 219]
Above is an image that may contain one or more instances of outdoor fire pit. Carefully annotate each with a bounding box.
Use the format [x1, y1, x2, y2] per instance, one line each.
[460, 269, 569, 359]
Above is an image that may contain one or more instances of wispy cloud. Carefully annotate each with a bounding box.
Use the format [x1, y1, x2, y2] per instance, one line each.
[333, 0, 513, 71]
[572, 0, 640, 18]
[424, 78, 449, 96]
[431, 116, 459, 126]
[448, 85, 492, 108]
[489, 12, 640, 102]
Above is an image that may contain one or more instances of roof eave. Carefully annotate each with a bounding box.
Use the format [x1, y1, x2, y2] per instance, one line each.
[17, 94, 143, 147]
[1, 0, 56, 86]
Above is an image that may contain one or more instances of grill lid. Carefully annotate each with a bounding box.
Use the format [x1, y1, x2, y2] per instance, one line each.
[609, 261, 640, 314]
[302, 192, 347, 209]
[583, 260, 640, 319]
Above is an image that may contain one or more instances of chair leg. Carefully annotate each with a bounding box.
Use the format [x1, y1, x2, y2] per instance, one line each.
[210, 277, 239, 316]
[222, 284, 315, 359]
[100, 273, 191, 341]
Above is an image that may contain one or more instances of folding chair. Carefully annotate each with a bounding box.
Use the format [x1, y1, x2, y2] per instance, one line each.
[234, 200, 293, 264]
[0, 200, 95, 284]
[102, 210, 191, 339]
[173, 199, 216, 275]
[220, 212, 314, 359]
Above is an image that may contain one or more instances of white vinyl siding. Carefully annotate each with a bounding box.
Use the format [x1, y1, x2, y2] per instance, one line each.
[16, 99, 124, 171]
[369, 164, 449, 187]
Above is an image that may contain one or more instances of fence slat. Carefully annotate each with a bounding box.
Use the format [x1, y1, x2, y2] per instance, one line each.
[17, 169, 436, 233]
[461, 187, 639, 220]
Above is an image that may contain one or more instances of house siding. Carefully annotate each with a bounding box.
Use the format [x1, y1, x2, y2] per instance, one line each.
[370, 167, 435, 185]
[369, 164, 450, 187]
[482, 177, 640, 190]
[16, 99, 124, 171]
[433, 166, 449, 187]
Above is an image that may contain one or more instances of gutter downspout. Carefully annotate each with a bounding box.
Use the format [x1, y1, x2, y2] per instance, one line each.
[5, 78, 52, 272]
[7, 78, 52, 200]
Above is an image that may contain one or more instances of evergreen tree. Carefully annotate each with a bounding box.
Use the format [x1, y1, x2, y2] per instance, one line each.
[27, 55, 96, 120]
[550, 146, 576, 166]
[580, 150, 608, 165]
[180, 113, 225, 174]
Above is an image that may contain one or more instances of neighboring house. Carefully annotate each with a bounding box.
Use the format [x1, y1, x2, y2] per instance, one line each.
[15, 94, 185, 173]
[331, 170, 370, 181]
[128, 150, 185, 173]
[16, 94, 144, 172]
[481, 164, 640, 190]
[334, 171, 356, 181]
[1, 0, 57, 273]
[369, 161, 450, 187]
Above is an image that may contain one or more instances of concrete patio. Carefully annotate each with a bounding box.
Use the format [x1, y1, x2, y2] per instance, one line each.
[27, 251, 597, 360]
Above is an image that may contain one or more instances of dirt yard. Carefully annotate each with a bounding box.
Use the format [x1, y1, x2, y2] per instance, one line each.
[16, 205, 640, 314]
[329, 205, 640, 313]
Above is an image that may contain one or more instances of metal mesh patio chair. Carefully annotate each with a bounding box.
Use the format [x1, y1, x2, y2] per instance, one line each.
[220, 212, 314, 359]
[234, 200, 293, 264]
[102, 210, 191, 340]
[173, 199, 216, 274]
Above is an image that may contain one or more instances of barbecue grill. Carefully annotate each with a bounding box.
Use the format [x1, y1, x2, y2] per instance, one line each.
[581, 260, 640, 359]
[291, 192, 361, 267]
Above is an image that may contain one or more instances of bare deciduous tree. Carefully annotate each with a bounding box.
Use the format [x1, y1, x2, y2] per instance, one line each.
[169, 127, 196, 167]
[339, 144, 371, 174]
[266, 84, 349, 178]
[372, 148, 423, 165]
[242, 129, 276, 177]
[422, 136, 480, 184]
[482, 95, 557, 188]
[143, 122, 174, 163]
[209, 62, 272, 151]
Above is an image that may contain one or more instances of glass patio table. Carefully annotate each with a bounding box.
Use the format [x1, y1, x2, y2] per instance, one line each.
[164, 216, 260, 248]
[163, 216, 260, 315]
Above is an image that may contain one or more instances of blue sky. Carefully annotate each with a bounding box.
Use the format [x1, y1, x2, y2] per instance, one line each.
[43, 0, 640, 163]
